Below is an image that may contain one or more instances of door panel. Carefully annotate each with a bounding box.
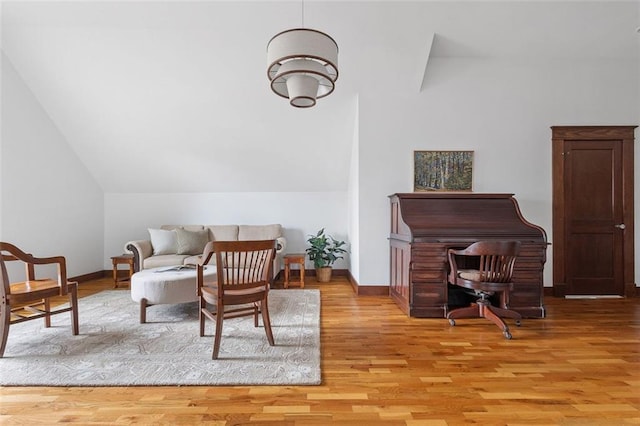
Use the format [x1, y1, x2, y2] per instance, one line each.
[564, 140, 623, 295]
[568, 233, 616, 294]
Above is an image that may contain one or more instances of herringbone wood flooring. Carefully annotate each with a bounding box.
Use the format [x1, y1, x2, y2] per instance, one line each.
[1, 275, 639, 425]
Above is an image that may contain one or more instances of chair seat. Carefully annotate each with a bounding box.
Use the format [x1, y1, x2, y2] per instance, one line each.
[456, 280, 513, 293]
[201, 284, 267, 305]
[457, 269, 483, 281]
[9, 280, 62, 303]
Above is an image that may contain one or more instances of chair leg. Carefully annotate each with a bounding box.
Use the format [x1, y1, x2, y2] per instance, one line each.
[199, 297, 206, 337]
[261, 298, 275, 346]
[253, 302, 259, 328]
[490, 305, 522, 325]
[0, 296, 9, 357]
[447, 304, 481, 324]
[212, 311, 224, 359]
[478, 302, 508, 331]
[68, 283, 79, 335]
[44, 298, 51, 328]
[482, 305, 513, 339]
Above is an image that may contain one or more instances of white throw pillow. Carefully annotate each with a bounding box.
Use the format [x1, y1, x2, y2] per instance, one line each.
[148, 228, 178, 255]
[176, 228, 209, 255]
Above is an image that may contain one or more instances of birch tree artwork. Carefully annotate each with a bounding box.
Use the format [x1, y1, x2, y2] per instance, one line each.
[414, 151, 473, 191]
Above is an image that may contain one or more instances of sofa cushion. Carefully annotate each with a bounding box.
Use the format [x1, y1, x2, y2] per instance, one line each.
[176, 228, 209, 255]
[238, 224, 282, 240]
[207, 225, 239, 241]
[143, 254, 190, 269]
[162, 225, 205, 232]
[148, 228, 178, 255]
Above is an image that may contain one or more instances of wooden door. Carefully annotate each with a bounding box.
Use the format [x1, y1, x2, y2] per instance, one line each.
[552, 126, 636, 297]
[565, 140, 623, 295]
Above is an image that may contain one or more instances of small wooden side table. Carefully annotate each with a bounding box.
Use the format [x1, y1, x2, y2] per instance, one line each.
[111, 254, 135, 288]
[283, 253, 305, 289]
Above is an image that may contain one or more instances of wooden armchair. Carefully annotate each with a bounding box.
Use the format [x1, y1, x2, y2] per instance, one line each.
[0, 242, 79, 357]
[197, 240, 276, 359]
[447, 240, 521, 339]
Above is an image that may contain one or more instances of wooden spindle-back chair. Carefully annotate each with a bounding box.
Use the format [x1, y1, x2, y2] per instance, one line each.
[0, 242, 79, 357]
[197, 239, 276, 359]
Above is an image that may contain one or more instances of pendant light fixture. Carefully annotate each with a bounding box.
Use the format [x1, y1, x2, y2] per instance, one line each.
[266, 2, 338, 108]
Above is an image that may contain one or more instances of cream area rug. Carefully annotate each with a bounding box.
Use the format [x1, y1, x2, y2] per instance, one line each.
[0, 289, 320, 386]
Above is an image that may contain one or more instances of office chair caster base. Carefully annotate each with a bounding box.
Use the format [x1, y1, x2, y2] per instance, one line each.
[449, 319, 456, 326]
[503, 330, 512, 339]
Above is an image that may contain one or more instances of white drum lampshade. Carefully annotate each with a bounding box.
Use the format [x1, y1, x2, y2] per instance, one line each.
[267, 28, 338, 108]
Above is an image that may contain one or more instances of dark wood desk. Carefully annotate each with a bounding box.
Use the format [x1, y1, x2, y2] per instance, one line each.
[389, 193, 548, 318]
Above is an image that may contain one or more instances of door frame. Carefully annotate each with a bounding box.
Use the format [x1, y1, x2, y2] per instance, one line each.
[551, 126, 637, 298]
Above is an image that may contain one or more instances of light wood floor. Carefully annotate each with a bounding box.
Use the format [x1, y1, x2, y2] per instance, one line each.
[1, 276, 639, 425]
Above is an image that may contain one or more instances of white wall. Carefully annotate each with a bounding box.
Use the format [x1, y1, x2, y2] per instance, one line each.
[347, 95, 360, 283]
[1, 53, 104, 277]
[636, 1, 640, 289]
[103, 192, 348, 272]
[357, 56, 639, 287]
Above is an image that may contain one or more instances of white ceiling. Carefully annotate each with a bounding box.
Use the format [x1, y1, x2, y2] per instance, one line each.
[2, 1, 638, 193]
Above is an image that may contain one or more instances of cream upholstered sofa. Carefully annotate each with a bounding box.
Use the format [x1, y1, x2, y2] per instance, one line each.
[125, 224, 286, 279]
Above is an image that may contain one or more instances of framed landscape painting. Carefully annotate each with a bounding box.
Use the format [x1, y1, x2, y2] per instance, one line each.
[414, 150, 473, 192]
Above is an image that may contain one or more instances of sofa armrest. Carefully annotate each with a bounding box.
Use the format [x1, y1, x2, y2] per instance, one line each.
[275, 237, 286, 254]
[125, 240, 153, 272]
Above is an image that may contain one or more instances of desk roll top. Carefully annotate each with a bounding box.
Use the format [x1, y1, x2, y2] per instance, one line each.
[389, 193, 548, 318]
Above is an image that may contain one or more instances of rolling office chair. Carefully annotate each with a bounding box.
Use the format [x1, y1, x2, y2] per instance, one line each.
[446, 240, 522, 339]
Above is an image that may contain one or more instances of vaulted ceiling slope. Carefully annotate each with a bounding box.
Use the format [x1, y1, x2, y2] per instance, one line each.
[2, 1, 637, 193]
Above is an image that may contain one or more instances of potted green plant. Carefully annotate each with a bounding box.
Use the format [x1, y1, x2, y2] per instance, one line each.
[306, 228, 347, 282]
